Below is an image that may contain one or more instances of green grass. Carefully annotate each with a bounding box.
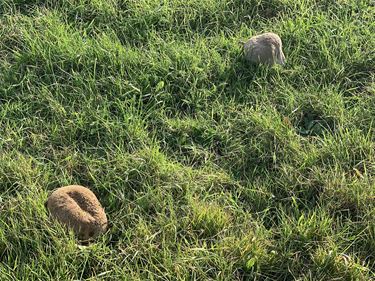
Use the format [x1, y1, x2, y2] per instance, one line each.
[0, 0, 374, 280]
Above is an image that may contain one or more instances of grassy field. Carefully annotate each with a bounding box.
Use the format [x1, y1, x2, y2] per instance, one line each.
[0, 0, 374, 280]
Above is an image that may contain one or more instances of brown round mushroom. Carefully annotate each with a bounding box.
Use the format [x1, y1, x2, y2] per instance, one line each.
[244, 32, 286, 66]
[46, 185, 108, 241]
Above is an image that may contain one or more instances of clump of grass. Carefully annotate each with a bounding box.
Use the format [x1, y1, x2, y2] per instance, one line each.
[189, 199, 230, 237]
[312, 247, 371, 280]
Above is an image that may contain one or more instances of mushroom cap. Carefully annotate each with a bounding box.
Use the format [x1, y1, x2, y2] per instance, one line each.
[244, 32, 285, 65]
[46, 185, 108, 241]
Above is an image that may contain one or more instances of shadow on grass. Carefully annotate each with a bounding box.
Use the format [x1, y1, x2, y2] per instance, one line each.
[295, 108, 337, 137]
